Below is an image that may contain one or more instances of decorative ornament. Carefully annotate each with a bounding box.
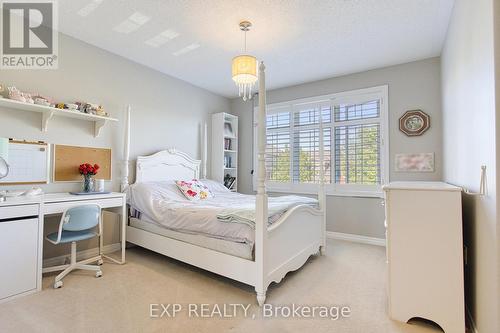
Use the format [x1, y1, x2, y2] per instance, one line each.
[399, 110, 430, 136]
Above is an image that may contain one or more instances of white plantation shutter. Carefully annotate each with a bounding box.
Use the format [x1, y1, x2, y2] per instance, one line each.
[334, 123, 380, 184]
[291, 106, 331, 183]
[256, 86, 388, 195]
[333, 100, 382, 185]
[266, 131, 290, 182]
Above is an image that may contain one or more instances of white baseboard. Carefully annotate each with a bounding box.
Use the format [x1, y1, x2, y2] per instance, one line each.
[326, 231, 386, 247]
[43, 243, 121, 268]
[466, 306, 479, 333]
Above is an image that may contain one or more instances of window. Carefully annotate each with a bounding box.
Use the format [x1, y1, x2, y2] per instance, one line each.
[254, 86, 388, 197]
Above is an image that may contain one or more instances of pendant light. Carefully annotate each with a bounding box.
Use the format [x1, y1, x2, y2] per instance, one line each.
[231, 21, 258, 101]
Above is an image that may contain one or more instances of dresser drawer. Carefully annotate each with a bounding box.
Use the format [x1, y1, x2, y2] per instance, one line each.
[0, 204, 39, 220]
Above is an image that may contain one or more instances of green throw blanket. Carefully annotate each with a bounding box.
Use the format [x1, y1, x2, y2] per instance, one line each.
[216, 195, 318, 228]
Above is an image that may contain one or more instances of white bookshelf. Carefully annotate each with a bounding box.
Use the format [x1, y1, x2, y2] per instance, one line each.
[211, 112, 238, 192]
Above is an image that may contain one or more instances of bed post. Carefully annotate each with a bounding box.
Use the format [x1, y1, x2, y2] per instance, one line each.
[202, 122, 208, 179]
[318, 107, 326, 255]
[255, 61, 268, 306]
[121, 105, 131, 192]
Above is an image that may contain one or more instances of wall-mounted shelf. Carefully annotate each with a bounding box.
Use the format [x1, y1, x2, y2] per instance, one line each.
[0, 98, 118, 137]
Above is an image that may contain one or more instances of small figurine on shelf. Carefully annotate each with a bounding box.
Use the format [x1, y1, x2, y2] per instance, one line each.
[35, 93, 55, 106]
[33, 94, 52, 106]
[81, 103, 91, 113]
[88, 103, 99, 115]
[75, 101, 84, 111]
[96, 105, 107, 116]
[23, 93, 34, 104]
[66, 103, 78, 111]
[7, 86, 25, 102]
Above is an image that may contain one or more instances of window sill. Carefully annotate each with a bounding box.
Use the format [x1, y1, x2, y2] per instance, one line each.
[253, 184, 384, 198]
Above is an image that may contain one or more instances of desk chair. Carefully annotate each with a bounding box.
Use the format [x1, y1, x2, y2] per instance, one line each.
[43, 204, 103, 288]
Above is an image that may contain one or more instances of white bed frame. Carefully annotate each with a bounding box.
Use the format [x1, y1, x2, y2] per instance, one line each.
[122, 63, 326, 306]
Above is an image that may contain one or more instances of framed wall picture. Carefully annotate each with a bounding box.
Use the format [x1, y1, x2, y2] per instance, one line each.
[395, 153, 435, 172]
[399, 110, 430, 136]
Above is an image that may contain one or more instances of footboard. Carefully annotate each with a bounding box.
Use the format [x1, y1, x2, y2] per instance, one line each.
[252, 62, 326, 306]
[266, 205, 324, 286]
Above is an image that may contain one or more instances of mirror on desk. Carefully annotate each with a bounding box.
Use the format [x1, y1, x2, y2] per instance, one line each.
[0, 157, 8, 179]
[0, 137, 8, 179]
[0, 138, 9, 201]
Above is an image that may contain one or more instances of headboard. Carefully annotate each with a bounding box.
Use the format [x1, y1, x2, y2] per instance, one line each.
[135, 148, 200, 183]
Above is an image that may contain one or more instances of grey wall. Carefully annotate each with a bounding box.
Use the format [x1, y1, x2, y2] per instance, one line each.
[231, 58, 442, 239]
[0, 33, 230, 259]
[441, 0, 499, 331]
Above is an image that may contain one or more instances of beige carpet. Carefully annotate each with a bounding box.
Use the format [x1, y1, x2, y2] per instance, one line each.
[0, 240, 448, 333]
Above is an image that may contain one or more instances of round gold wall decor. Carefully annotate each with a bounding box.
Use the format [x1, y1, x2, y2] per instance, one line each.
[399, 110, 430, 136]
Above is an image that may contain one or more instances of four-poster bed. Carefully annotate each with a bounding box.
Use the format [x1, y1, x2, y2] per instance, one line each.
[121, 62, 327, 305]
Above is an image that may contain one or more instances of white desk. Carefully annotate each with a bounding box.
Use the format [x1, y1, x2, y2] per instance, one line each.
[0, 192, 126, 303]
[43, 192, 127, 264]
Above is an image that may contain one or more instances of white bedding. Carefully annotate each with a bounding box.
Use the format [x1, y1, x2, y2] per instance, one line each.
[127, 180, 318, 247]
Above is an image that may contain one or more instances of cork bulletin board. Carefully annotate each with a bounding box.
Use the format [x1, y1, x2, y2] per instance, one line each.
[54, 144, 112, 181]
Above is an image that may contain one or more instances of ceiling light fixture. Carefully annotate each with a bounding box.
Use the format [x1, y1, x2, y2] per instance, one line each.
[232, 21, 257, 101]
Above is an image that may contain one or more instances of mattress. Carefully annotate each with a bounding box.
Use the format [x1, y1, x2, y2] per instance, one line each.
[127, 180, 318, 248]
[127, 180, 256, 246]
[129, 217, 254, 260]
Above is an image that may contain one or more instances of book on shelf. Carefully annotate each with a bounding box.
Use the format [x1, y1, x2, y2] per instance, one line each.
[224, 138, 232, 150]
[223, 174, 236, 189]
[223, 156, 232, 168]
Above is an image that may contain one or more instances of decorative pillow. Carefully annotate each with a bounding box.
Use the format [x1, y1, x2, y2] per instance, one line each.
[175, 179, 214, 201]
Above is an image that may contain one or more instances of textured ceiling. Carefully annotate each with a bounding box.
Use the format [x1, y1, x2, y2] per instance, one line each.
[59, 0, 455, 98]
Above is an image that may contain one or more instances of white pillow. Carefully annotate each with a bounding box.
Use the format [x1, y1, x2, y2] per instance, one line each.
[132, 181, 187, 202]
[200, 179, 231, 194]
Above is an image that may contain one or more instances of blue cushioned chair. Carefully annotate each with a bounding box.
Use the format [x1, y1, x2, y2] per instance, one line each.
[43, 204, 103, 288]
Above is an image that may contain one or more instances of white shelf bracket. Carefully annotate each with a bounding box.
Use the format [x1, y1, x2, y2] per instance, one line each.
[94, 119, 106, 137]
[41, 111, 54, 132]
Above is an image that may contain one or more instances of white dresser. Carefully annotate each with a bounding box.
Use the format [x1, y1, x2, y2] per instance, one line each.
[383, 182, 464, 333]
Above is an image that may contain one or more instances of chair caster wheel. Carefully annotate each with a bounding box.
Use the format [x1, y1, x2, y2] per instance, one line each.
[54, 281, 63, 289]
[95, 270, 103, 278]
[97, 259, 103, 265]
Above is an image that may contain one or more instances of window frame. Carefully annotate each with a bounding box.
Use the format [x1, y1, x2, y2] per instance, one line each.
[253, 85, 389, 198]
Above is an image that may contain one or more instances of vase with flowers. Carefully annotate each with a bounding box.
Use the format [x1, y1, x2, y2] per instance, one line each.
[79, 163, 100, 192]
